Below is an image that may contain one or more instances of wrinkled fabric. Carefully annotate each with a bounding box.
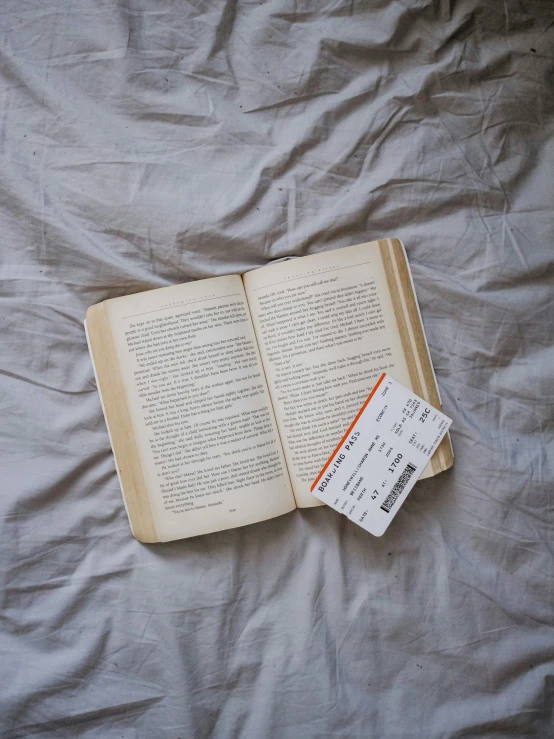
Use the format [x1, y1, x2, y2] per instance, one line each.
[1, 1, 553, 737]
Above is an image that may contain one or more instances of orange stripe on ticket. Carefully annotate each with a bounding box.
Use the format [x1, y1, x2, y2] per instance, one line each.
[310, 373, 386, 492]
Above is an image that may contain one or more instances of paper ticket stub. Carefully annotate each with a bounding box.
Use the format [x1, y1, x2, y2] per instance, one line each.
[311, 373, 452, 536]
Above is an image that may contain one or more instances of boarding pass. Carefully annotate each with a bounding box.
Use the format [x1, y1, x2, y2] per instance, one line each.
[311, 373, 452, 536]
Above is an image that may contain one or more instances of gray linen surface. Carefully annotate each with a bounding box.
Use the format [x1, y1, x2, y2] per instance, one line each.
[1, 1, 553, 737]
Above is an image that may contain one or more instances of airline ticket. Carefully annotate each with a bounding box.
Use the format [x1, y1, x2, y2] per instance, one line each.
[311, 373, 452, 536]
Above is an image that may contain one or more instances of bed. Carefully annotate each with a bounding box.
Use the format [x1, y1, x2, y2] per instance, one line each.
[1, 1, 553, 736]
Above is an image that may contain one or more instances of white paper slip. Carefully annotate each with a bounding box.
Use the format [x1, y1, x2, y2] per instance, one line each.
[311, 373, 452, 536]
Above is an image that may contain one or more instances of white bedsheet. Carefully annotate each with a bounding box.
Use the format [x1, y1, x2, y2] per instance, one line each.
[1, 1, 553, 736]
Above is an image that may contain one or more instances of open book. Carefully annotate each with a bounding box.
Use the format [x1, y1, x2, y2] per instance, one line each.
[86, 239, 453, 543]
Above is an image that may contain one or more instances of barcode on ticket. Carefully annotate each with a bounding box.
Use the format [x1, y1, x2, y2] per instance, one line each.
[380, 462, 417, 513]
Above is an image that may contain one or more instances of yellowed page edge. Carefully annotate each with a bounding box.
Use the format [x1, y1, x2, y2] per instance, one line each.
[379, 238, 453, 476]
[86, 302, 159, 543]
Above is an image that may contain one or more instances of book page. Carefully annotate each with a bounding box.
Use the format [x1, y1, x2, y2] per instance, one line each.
[243, 242, 414, 508]
[105, 274, 295, 541]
